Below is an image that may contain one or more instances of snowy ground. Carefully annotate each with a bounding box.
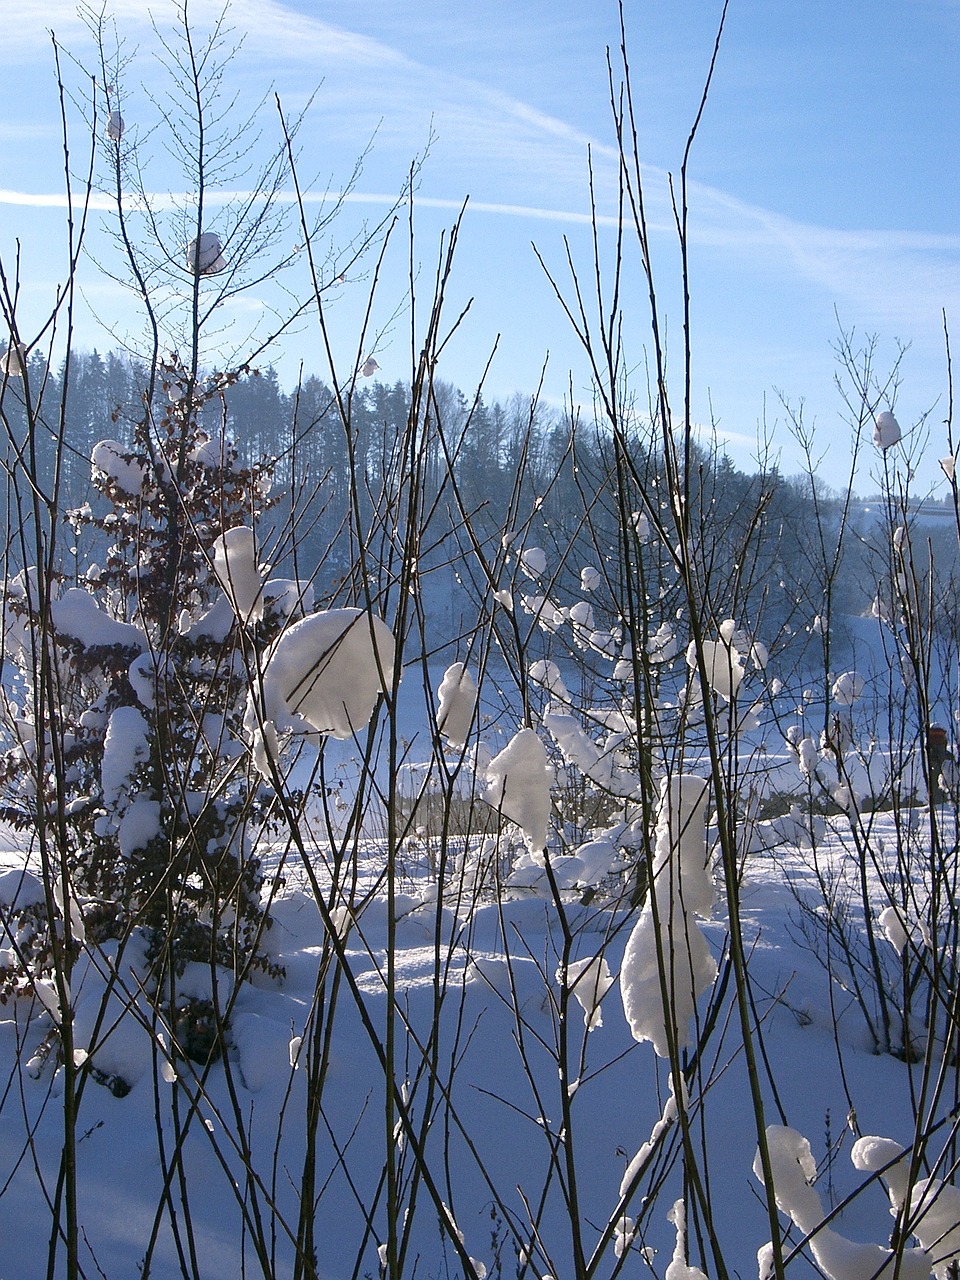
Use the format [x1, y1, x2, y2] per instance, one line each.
[0, 801, 945, 1280]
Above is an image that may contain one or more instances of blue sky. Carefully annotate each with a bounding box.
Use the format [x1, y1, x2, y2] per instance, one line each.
[0, 0, 958, 492]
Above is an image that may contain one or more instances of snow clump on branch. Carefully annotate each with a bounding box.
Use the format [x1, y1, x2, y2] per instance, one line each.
[620, 775, 716, 1056]
[755, 1126, 930, 1280]
[686, 620, 746, 701]
[210, 526, 265, 625]
[245, 608, 395, 779]
[435, 662, 477, 747]
[483, 728, 552, 852]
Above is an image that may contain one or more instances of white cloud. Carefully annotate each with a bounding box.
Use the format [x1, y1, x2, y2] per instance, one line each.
[1, 0, 956, 360]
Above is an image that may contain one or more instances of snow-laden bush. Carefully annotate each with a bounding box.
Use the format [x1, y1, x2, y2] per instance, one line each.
[0, 363, 296, 1025]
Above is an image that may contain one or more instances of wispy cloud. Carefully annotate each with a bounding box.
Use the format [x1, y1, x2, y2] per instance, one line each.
[1, 178, 957, 323]
[2, 0, 957, 361]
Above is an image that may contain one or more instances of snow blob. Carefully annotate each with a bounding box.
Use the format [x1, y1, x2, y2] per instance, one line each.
[529, 660, 569, 701]
[360, 356, 380, 377]
[755, 1125, 930, 1280]
[210, 526, 264, 624]
[91, 440, 150, 497]
[101, 705, 151, 817]
[0, 341, 27, 377]
[832, 671, 865, 706]
[436, 662, 477, 747]
[560, 955, 614, 1030]
[106, 110, 124, 141]
[687, 634, 744, 700]
[620, 775, 715, 1056]
[185, 232, 226, 275]
[580, 565, 601, 593]
[873, 410, 902, 450]
[53, 588, 147, 652]
[520, 546, 548, 578]
[483, 728, 552, 852]
[247, 608, 395, 777]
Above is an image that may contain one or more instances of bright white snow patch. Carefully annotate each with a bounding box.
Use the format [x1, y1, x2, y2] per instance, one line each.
[832, 671, 865, 706]
[620, 775, 716, 1057]
[754, 1126, 930, 1280]
[529, 660, 569, 701]
[186, 232, 226, 275]
[580, 565, 601, 592]
[686, 632, 744, 700]
[873, 410, 902, 450]
[878, 905, 910, 956]
[666, 1198, 708, 1280]
[247, 608, 395, 777]
[436, 663, 477, 747]
[91, 440, 150, 497]
[0, 342, 27, 377]
[118, 797, 161, 857]
[53, 589, 147, 652]
[210, 526, 264, 624]
[560, 955, 614, 1030]
[100, 705, 151, 815]
[520, 546, 547, 577]
[483, 728, 552, 852]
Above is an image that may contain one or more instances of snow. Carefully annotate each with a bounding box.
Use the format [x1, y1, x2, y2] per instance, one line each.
[561, 954, 614, 1030]
[833, 671, 866, 705]
[100, 705, 151, 816]
[0, 867, 45, 911]
[91, 439, 150, 497]
[2, 596, 960, 1280]
[210, 525, 264, 624]
[483, 727, 552, 851]
[755, 1126, 931, 1280]
[520, 545, 548, 577]
[0, 341, 27, 377]
[687, 634, 745, 700]
[117, 796, 161, 857]
[186, 232, 226, 274]
[247, 608, 395, 775]
[874, 410, 902, 449]
[544, 708, 638, 796]
[620, 775, 715, 1056]
[0, 797, 958, 1280]
[51, 588, 147, 652]
[436, 662, 477, 746]
[529, 659, 570, 700]
[666, 1198, 709, 1280]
